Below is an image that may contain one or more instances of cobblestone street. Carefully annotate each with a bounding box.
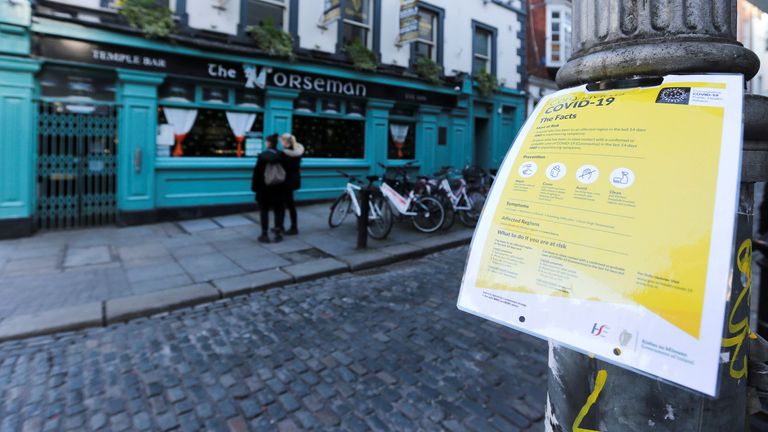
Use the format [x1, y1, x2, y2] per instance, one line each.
[0, 247, 547, 431]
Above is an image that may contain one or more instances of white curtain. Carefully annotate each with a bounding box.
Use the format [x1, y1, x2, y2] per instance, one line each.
[225, 111, 258, 158]
[225, 111, 257, 139]
[163, 108, 198, 136]
[390, 124, 409, 142]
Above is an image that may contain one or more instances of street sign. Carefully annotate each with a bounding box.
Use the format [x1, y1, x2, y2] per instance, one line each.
[399, 0, 419, 43]
[458, 74, 744, 397]
[323, 0, 341, 24]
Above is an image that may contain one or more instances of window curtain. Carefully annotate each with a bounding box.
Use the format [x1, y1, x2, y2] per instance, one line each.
[163, 108, 198, 157]
[390, 124, 410, 159]
[225, 111, 258, 158]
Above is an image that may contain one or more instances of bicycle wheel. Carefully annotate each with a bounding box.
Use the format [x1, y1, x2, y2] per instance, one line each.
[367, 193, 394, 240]
[412, 196, 445, 233]
[328, 193, 353, 228]
[438, 193, 456, 231]
[459, 191, 486, 227]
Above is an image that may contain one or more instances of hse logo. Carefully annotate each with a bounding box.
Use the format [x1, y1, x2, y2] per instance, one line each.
[591, 324, 609, 337]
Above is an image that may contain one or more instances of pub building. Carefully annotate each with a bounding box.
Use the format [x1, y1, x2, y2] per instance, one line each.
[0, 0, 527, 237]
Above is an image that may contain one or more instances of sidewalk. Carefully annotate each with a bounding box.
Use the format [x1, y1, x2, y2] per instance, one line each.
[0, 203, 472, 341]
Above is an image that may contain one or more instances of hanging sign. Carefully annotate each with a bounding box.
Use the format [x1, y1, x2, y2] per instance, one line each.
[458, 75, 744, 397]
[322, 0, 341, 24]
[399, 0, 420, 43]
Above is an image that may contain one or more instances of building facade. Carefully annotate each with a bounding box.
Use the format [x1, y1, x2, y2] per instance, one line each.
[0, 0, 527, 238]
[738, 0, 768, 96]
[525, 0, 570, 114]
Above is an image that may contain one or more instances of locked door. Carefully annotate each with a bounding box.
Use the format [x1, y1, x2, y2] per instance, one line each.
[37, 102, 118, 230]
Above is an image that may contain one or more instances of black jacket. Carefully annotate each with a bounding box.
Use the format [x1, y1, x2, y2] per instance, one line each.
[282, 143, 305, 191]
[251, 149, 287, 205]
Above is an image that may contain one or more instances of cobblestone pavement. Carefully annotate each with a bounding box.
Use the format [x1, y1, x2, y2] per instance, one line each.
[0, 247, 547, 431]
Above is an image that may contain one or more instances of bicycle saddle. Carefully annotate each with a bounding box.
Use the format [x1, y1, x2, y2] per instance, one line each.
[366, 175, 379, 182]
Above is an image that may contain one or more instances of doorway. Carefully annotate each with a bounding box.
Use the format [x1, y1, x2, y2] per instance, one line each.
[473, 117, 491, 169]
[36, 102, 118, 230]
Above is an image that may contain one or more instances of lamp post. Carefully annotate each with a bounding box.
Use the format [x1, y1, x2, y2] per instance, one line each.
[546, 1, 768, 431]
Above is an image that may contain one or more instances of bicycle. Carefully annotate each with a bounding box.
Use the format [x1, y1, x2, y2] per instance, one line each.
[430, 166, 486, 228]
[328, 172, 393, 240]
[378, 163, 446, 233]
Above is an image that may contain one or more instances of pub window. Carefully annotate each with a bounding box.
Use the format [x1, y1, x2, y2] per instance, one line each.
[235, 90, 264, 108]
[159, 82, 195, 103]
[438, 127, 447, 146]
[388, 122, 416, 160]
[39, 67, 116, 102]
[244, 0, 288, 30]
[341, 0, 372, 48]
[292, 94, 366, 159]
[546, 5, 572, 67]
[158, 108, 264, 157]
[201, 86, 230, 104]
[472, 22, 496, 75]
[412, 8, 439, 62]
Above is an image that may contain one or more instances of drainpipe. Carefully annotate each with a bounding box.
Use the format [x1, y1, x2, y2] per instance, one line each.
[546, 1, 768, 431]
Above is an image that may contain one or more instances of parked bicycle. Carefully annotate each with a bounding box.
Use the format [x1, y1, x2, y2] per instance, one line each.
[378, 162, 446, 233]
[328, 171, 393, 240]
[430, 166, 486, 228]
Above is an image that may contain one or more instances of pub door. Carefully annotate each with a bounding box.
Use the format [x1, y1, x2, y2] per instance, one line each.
[36, 102, 118, 230]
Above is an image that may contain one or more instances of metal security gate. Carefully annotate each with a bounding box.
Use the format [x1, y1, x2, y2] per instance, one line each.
[37, 102, 118, 230]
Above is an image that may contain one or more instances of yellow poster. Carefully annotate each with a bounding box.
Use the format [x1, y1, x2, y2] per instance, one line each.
[458, 75, 744, 396]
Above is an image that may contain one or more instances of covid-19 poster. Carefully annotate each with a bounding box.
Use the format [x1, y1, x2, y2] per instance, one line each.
[458, 75, 744, 396]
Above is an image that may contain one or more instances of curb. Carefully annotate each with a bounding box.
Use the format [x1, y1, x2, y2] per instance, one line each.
[0, 232, 472, 342]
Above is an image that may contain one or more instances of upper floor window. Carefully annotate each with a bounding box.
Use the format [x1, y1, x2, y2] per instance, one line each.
[413, 8, 438, 61]
[244, 0, 288, 29]
[546, 5, 572, 67]
[341, 0, 372, 48]
[472, 22, 496, 75]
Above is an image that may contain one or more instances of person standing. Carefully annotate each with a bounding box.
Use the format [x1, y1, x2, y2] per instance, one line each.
[280, 133, 304, 235]
[251, 133, 287, 243]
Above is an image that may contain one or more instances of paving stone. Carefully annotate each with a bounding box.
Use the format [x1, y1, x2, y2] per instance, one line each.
[0, 302, 103, 342]
[214, 269, 293, 297]
[64, 246, 112, 268]
[178, 219, 220, 233]
[105, 284, 220, 324]
[213, 215, 255, 228]
[338, 250, 395, 271]
[282, 258, 349, 282]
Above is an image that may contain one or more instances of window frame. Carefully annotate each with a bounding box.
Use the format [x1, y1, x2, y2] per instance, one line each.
[409, 2, 445, 68]
[156, 79, 266, 159]
[239, 0, 299, 41]
[545, 4, 572, 67]
[471, 20, 497, 76]
[335, 0, 381, 57]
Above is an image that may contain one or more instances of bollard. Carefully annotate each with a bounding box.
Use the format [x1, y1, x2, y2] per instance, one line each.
[357, 187, 370, 249]
[546, 1, 768, 431]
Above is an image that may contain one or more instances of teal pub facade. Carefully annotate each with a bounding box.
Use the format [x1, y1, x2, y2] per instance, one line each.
[0, 0, 527, 238]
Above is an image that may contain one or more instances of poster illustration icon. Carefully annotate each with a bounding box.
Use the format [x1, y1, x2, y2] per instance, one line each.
[518, 162, 537, 178]
[610, 168, 635, 189]
[546, 162, 567, 181]
[576, 164, 599, 184]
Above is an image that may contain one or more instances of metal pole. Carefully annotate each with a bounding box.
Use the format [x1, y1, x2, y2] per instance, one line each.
[357, 187, 370, 249]
[546, 1, 768, 430]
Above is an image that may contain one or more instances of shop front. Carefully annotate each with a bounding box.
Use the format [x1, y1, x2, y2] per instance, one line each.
[0, 20, 526, 236]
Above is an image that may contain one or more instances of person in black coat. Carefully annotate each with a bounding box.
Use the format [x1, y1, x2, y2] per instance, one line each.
[251, 133, 286, 243]
[280, 133, 304, 235]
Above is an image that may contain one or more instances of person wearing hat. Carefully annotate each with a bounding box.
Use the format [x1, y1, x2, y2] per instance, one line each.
[280, 133, 305, 235]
